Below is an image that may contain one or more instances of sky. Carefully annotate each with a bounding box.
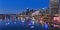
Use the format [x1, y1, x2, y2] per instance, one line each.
[0, 0, 49, 14]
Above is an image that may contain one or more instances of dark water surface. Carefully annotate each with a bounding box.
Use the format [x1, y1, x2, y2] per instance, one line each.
[0, 20, 49, 30]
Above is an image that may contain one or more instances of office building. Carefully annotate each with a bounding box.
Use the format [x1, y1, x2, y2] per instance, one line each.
[59, 0, 60, 14]
[50, 0, 59, 15]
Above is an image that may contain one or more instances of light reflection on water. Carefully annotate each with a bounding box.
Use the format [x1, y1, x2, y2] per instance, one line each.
[0, 20, 49, 30]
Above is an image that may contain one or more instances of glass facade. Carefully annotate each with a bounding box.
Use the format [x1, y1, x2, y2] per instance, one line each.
[58, 0, 60, 14]
[50, 0, 58, 15]
[59, 0, 60, 10]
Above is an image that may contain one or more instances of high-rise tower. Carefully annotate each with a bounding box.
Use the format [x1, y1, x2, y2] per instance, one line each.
[59, 0, 60, 14]
[26, 8, 30, 15]
[50, 0, 59, 15]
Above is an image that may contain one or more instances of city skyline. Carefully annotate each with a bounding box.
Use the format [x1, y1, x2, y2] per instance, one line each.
[0, 0, 49, 14]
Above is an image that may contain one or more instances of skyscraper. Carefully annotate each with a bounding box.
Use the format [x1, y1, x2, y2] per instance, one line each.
[59, 0, 60, 14]
[26, 8, 30, 15]
[50, 0, 59, 15]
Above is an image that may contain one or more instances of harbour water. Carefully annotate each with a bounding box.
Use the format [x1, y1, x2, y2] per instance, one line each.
[0, 19, 49, 30]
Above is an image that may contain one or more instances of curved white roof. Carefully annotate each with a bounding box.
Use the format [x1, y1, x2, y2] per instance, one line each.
[31, 10, 40, 16]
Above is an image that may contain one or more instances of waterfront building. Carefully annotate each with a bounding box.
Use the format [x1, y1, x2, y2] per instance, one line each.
[45, 8, 50, 14]
[0, 14, 16, 20]
[39, 8, 47, 16]
[26, 8, 30, 15]
[59, 0, 60, 14]
[50, 0, 59, 15]
[27, 9, 36, 17]
[31, 10, 40, 16]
